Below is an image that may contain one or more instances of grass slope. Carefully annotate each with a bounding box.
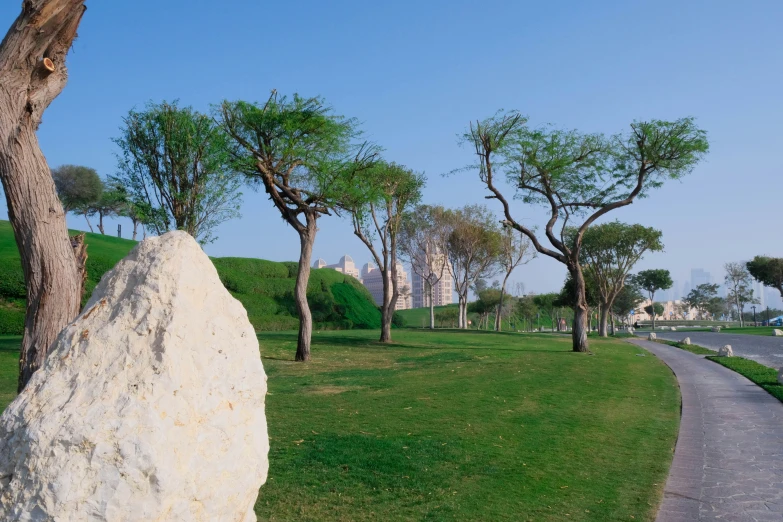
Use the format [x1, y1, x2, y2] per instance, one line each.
[0, 220, 380, 333]
[0, 330, 679, 521]
[707, 356, 783, 403]
[397, 304, 558, 330]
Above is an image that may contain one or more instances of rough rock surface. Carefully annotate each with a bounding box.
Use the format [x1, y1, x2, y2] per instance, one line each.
[0, 231, 268, 521]
[718, 345, 733, 357]
[773, 329, 783, 337]
[671, 327, 677, 331]
[711, 326, 721, 333]
[648, 333, 657, 340]
[681, 337, 691, 345]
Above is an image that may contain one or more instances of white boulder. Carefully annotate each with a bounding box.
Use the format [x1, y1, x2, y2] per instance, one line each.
[681, 337, 691, 345]
[0, 231, 269, 521]
[712, 326, 721, 333]
[718, 345, 733, 357]
[671, 327, 677, 332]
[627, 327, 634, 335]
[648, 333, 657, 341]
[773, 329, 783, 337]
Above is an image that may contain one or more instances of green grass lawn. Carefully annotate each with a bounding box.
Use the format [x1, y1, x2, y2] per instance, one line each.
[707, 356, 783, 403]
[713, 326, 781, 336]
[0, 336, 19, 412]
[655, 339, 714, 356]
[0, 330, 680, 521]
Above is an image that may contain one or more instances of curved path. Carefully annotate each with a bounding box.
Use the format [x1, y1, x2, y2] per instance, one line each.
[628, 339, 783, 521]
[637, 330, 783, 369]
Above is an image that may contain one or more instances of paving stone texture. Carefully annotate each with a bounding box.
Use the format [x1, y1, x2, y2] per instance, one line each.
[629, 339, 783, 522]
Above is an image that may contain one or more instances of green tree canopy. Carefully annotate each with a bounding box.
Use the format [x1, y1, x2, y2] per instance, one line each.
[630, 269, 672, 330]
[113, 100, 242, 244]
[51, 165, 103, 213]
[683, 283, 720, 319]
[644, 302, 665, 318]
[746, 256, 783, 298]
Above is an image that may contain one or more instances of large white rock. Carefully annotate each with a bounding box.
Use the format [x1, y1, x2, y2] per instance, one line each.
[712, 326, 721, 333]
[648, 333, 657, 341]
[773, 329, 783, 337]
[718, 345, 733, 357]
[671, 327, 677, 332]
[0, 231, 268, 521]
[681, 337, 691, 345]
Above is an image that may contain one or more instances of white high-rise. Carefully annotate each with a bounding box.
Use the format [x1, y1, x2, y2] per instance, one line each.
[360, 262, 412, 310]
[410, 252, 453, 308]
[313, 255, 360, 279]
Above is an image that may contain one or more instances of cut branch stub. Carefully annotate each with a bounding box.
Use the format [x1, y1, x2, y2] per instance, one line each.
[42, 57, 55, 71]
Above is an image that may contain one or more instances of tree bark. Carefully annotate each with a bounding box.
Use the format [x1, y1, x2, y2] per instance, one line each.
[570, 265, 590, 352]
[428, 281, 435, 329]
[131, 219, 139, 241]
[97, 212, 105, 234]
[294, 215, 316, 362]
[598, 303, 609, 337]
[83, 211, 93, 232]
[0, 1, 88, 392]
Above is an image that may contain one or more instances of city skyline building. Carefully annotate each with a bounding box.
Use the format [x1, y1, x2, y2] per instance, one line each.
[313, 255, 360, 279]
[360, 262, 412, 310]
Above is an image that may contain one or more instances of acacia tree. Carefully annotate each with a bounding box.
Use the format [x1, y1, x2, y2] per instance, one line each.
[52, 164, 103, 231]
[0, 1, 89, 391]
[576, 222, 663, 337]
[611, 282, 644, 330]
[494, 227, 534, 331]
[444, 205, 502, 329]
[747, 256, 783, 299]
[463, 112, 708, 352]
[219, 93, 377, 361]
[341, 162, 425, 342]
[113, 100, 243, 244]
[533, 293, 559, 331]
[631, 269, 672, 330]
[398, 205, 452, 329]
[88, 181, 126, 235]
[683, 283, 719, 320]
[724, 262, 757, 327]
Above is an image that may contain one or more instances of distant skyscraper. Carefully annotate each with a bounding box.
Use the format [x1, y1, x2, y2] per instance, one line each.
[690, 269, 712, 288]
[410, 249, 453, 308]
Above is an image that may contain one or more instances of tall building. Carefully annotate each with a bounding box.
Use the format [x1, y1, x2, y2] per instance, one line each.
[360, 262, 412, 310]
[691, 268, 712, 288]
[313, 255, 360, 279]
[410, 251, 453, 308]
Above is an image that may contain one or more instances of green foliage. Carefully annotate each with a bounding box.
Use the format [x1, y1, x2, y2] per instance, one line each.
[51, 164, 103, 213]
[113, 100, 243, 244]
[556, 272, 600, 309]
[746, 256, 783, 297]
[632, 269, 673, 298]
[682, 283, 720, 318]
[643, 302, 665, 317]
[612, 283, 644, 316]
[0, 220, 378, 333]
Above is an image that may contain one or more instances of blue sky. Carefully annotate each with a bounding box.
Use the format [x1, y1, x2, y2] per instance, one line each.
[1, 0, 781, 298]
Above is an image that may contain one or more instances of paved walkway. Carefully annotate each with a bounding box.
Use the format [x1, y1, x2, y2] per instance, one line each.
[636, 330, 783, 369]
[628, 339, 783, 521]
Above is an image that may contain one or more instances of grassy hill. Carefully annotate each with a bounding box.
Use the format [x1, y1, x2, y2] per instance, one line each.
[0, 220, 380, 334]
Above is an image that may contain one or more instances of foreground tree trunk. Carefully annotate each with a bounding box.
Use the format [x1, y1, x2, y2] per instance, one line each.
[598, 303, 610, 337]
[570, 266, 590, 352]
[294, 216, 317, 362]
[0, 1, 88, 392]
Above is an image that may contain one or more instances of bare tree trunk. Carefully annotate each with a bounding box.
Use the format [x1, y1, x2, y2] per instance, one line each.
[294, 215, 316, 362]
[428, 281, 435, 329]
[83, 210, 93, 233]
[0, 1, 88, 392]
[97, 212, 105, 234]
[495, 271, 511, 331]
[598, 303, 609, 337]
[379, 267, 395, 343]
[610, 314, 616, 335]
[132, 219, 139, 241]
[650, 292, 656, 331]
[570, 266, 590, 353]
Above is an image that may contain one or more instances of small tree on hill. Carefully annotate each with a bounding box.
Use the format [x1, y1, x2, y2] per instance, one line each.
[341, 161, 425, 342]
[631, 269, 672, 330]
[746, 256, 783, 299]
[398, 205, 452, 330]
[113, 100, 242, 244]
[461, 112, 708, 352]
[52, 165, 103, 231]
[576, 222, 663, 337]
[643, 302, 665, 320]
[219, 92, 377, 361]
[495, 227, 534, 331]
[88, 181, 127, 235]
